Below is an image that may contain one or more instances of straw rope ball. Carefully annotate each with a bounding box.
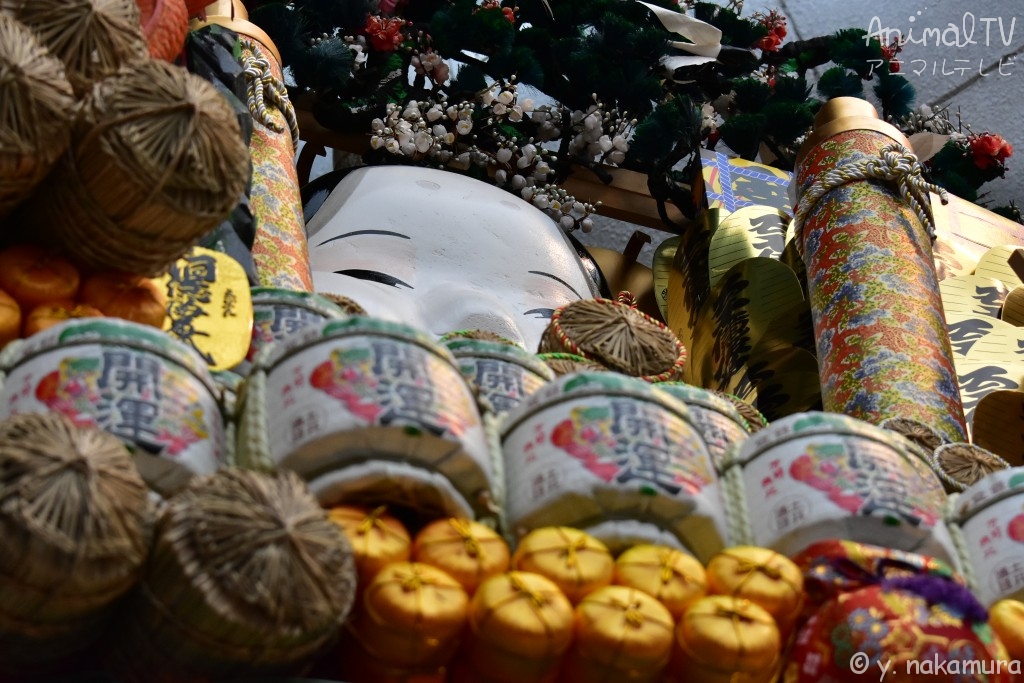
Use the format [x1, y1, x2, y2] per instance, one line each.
[29, 59, 251, 276]
[0, 412, 153, 667]
[709, 390, 768, 433]
[932, 442, 1010, 493]
[538, 297, 687, 382]
[318, 292, 368, 316]
[111, 468, 357, 681]
[0, 15, 76, 220]
[440, 329, 520, 345]
[881, 416, 947, 457]
[7, 0, 148, 96]
[537, 352, 608, 377]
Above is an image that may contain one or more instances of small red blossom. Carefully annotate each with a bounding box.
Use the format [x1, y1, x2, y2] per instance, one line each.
[880, 37, 902, 73]
[969, 132, 1014, 170]
[753, 9, 787, 52]
[364, 15, 406, 51]
[476, 0, 517, 23]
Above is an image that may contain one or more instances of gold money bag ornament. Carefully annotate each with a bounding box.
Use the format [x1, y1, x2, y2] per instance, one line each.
[792, 97, 967, 441]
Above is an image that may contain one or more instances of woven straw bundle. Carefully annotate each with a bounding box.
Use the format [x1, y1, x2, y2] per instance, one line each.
[110, 468, 357, 682]
[881, 417, 947, 456]
[319, 292, 368, 316]
[710, 390, 769, 433]
[8, 0, 148, 96]
[28, 59, 251, 275]
[537, 352, 608, 377]
[0, 413, 153, 670]
[0, 15, 76, 219]
[932, 442, 1010, 493]
[539, 297, 687, 382]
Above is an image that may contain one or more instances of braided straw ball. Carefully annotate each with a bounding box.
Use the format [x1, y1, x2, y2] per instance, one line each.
[932, 442, 1010, 493]
[0, 413, 153, 670]
[538, 297, 687, 382]
[0, 15, 76, 220]
[28, 59, 251, 276]
[109, 468, 357, 682]
[318, 292, 368, 316]
[710, 390, 769, 434]
[881, 416, 948, 457]
[8, 0, 148, 96]
[537, 352, 608, 377]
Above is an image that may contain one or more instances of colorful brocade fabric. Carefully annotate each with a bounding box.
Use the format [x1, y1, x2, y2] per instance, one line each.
[785, 582, 1012, 683]
[242, 42, 313, 292]
[795, 130, 968, 442]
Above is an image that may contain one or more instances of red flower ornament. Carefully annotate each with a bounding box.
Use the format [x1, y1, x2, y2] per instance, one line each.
[365, 15, 406, 52]
[753, 9, 787, 52]
[969, 132, 1013, 170]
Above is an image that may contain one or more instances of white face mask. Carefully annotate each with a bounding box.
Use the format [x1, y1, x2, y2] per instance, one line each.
[306, 166, 599, 349]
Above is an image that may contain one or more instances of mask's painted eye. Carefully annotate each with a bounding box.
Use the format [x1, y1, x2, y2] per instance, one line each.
[335, 269, 413, 289]
[524, 308, 555, 319]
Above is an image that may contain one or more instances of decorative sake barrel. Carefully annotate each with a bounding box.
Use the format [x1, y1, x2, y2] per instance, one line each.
[728, 412, 956, 564]
[500, 372, 727, 561]
[951, 468, 1024, 606]
[443, 337, 555, 415]
[0, 318, 224, 497]
[237, 316, 497, 520]
[653, 382, 751, 472]
[236, 287, 349, 373]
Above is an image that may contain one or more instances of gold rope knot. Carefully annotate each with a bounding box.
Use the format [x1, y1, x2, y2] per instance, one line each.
[240, 38, 300, 151]
[562, 535, 590, 569]
[624, 602, 646, 628]
[449, 518, 483, 558]
[794, 143, 948, 243]
[356, 505, 389, 535]
[398, 567, 426, 592]
[510, 573, 549, 608]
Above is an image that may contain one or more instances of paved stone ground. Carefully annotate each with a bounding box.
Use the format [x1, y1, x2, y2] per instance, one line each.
[305, 0, 1023, 265]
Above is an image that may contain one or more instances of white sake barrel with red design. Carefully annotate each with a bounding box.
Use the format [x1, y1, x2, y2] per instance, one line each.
[730, 411, 957, 564]
[952, 468, 1024, 606]
[238, 316, 497, 521]
[0, 318, 224, 497]
[500, 371, 727, 560]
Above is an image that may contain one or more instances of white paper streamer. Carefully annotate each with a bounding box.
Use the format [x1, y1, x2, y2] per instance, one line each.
[636, 0, 723, 68]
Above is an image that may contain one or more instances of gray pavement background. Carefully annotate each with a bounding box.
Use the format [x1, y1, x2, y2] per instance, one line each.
[305, 0, 1024, 266]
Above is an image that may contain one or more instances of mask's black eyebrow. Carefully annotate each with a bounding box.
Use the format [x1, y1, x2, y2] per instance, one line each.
[316, 229, 412, 247]
[529, 270, 583, 299]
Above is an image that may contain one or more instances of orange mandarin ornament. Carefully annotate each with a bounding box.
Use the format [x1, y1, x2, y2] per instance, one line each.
[669, 595, 781, 683]
[990, 599, 1024, 660]
[614, 544, 707, 621]
[342, 562, 468, 679]
[561, 585, 674, 683]
[705, 546, 803, 640]
[327, 505, 412, 586]
[0, 290, 20, 348]
[412, 518, 510, 595]
[453, 571, 574, 683]
[512, 527, 614, 604]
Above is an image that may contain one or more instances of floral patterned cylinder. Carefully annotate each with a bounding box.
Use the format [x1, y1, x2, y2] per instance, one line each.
[236, 287, 348, 373]
[0, 318, 224, 497]
[793, 97, 967, 442]
[443, 337, 555, 415]
[730, 412, 956, 564]
[243, 33, 310, 289]
[500, 371, 727, 561]
[951, 468, 1024, 606]
[237, 316, 497, 520]
[198, 2, 312, 290]
[653, 382, 751, 472]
